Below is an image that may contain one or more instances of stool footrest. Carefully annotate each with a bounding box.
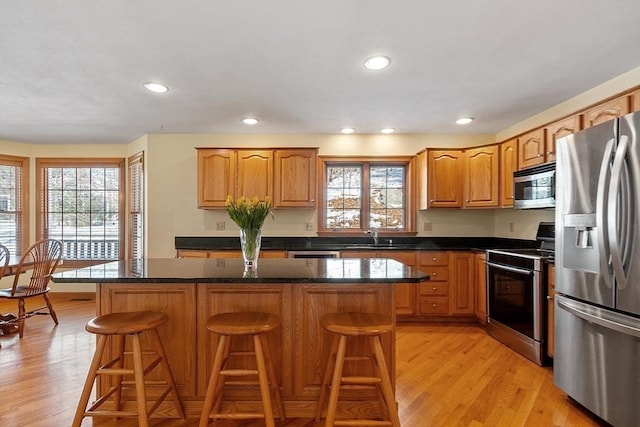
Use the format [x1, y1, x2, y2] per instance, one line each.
[335, 420, 392, 426]
[342, 376, 382, 384]
[211, 412, 267, 420]
[220, 368, 259, 376]
[344, 356, 371, 362]
[225, 380, 261, 386]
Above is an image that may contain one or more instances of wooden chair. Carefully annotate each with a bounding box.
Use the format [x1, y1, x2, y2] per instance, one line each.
[0, 239, 62, 338]
[0, 244, 8, 278]
[72, 310, 185, 427]
[315, 312, 401, 427]
[199, 311, 285, 427]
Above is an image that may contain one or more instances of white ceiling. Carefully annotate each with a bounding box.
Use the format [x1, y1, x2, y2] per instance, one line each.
[1, 0, 640, 144]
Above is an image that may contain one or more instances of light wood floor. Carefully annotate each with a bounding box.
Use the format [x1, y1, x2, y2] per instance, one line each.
[0, 294, 608, 427]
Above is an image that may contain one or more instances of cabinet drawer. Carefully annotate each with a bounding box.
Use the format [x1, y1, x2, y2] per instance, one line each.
[418, 252, 449, 266]
[419, 297, 449, 315]
[419, 282, 448, 296]
[420, 266, 449, 282]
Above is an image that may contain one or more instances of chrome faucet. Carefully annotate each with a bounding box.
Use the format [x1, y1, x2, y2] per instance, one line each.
[365, 229, 379, 246]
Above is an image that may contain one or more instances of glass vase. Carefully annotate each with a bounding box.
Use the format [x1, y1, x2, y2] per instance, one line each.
[240, 228, 262, 268]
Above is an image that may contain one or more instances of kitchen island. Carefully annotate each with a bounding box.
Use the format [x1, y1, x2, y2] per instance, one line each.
[52, 257, 429, 419]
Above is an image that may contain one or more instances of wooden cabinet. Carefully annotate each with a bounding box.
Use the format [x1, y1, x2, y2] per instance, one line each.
[341, 250, 417, 315]
[499, 139, 517, 207]
[427, 150, 463, 208]
[632, 89, 640, 112]
[416, 252, 450, 316]
[176, 249, 286, 259]
[426, 147, 499, 209]
[273, 148, 317, 208]
[197, 147, 317, 209]
[197, 148, 236, 208]
[518, 128, 547, 169]
[545, 114, 582, 163]
[237, 150, 273, 201]
[474, 252, 487, 323]
[464, 145, 499, 208]
[583, 95, 631, 128]
[547, 264, 555, 358]
[450, 252, 475, 315]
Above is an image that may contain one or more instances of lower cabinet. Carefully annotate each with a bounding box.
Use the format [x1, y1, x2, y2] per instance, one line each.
[474, 252, 487, 324]
[412, 251, 476, 321]
[340, 250, 417, 315]
[176, 249, 287, 259]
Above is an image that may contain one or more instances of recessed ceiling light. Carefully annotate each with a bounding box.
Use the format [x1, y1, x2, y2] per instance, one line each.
[456, 117, 474, 125]
[380, 128, 395, 134]
[340, 127, 355, 134]
[242, 117, 259, 125]
[364, 56, 391, 70]
[143, 82, 169, 93]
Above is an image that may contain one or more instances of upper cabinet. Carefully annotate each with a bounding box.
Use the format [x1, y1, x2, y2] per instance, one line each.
[425, 146, 499, 209]
[237, 150, 273, 201]
[197, 147, 318, 209]
[583, 95, 631, 128]
[273, 148, 317, 208]
[545, 114, 581, 163]
[427, 149, 463, 208]
[197, 148, 237, 208]
[518, 128, 546, 169]
[632, 89, 640, 112]
[464, 145, 499, 208]
[499, 139, 517, 207]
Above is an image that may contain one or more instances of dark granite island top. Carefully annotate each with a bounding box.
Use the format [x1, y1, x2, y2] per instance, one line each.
[52, 257, 425, 420]
[52, 257, 429, 284]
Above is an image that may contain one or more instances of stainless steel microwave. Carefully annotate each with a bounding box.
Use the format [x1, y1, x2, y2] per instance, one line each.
[513, 163, 555, 209]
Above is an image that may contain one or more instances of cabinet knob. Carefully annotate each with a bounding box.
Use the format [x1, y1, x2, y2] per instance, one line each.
[546, 152, 552, 155]
[466, 199, 469, 202]
[432, 272, 437, 276]
[537, 153, 542, 157]
[432, 303, 437, 308]
[432, 257, 437, 261]
[432, 287, 437, 291]
[547, 295, 554, 300]
[430, 199, 434, 203]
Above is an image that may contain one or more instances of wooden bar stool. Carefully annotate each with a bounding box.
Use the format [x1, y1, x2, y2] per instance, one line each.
[72, 311, 185, 427]
[315, 312, 401, 427]
[199, 311, 285, 427]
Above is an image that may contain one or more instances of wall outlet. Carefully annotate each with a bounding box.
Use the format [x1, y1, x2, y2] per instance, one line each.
[509, 222, 514, 232]
[305, 222, 314, 231]
[216, 221, 226, 231]
[423, 221, 432, 231]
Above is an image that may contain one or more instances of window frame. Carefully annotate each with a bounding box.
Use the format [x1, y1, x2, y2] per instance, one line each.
[128, 152, 144, 260]
[0, 154, 29, 255]
[36, 157, 126, 268]
[318, 156, 416, 236]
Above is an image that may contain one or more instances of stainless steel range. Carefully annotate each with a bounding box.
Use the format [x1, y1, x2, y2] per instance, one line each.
[485, 222, 555, 365]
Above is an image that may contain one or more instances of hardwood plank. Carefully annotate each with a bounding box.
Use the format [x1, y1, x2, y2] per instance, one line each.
[0, 296, 608, 426]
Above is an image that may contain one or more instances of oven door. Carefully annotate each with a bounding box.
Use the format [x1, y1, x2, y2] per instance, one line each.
[486, 261, 542, 342]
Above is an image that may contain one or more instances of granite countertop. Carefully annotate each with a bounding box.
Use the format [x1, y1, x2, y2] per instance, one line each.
[52, 258, 429, 284]
[175, 236, 538, 252]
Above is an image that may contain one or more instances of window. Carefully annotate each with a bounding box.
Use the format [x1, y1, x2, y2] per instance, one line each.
[36, 158, 125, 266]
[128, 152, 144, 260]
[0, 155, 29, 255]
[319, 156, 415, 234]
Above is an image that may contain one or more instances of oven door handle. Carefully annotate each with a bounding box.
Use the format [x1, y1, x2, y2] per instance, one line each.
[486, 261, 533, 276]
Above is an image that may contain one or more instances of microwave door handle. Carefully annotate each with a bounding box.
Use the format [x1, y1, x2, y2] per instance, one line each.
[608, 135, 631, 289]
[596, 137, 615, 289]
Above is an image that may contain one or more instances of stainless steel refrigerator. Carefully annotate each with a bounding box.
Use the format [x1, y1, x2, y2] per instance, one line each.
[555, 110, 640, 427]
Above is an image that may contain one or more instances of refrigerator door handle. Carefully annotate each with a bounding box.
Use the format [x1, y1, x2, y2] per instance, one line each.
[558, 297, 640, 339]
[608, 135, 630, 289]
[596, 137, 615, 287]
